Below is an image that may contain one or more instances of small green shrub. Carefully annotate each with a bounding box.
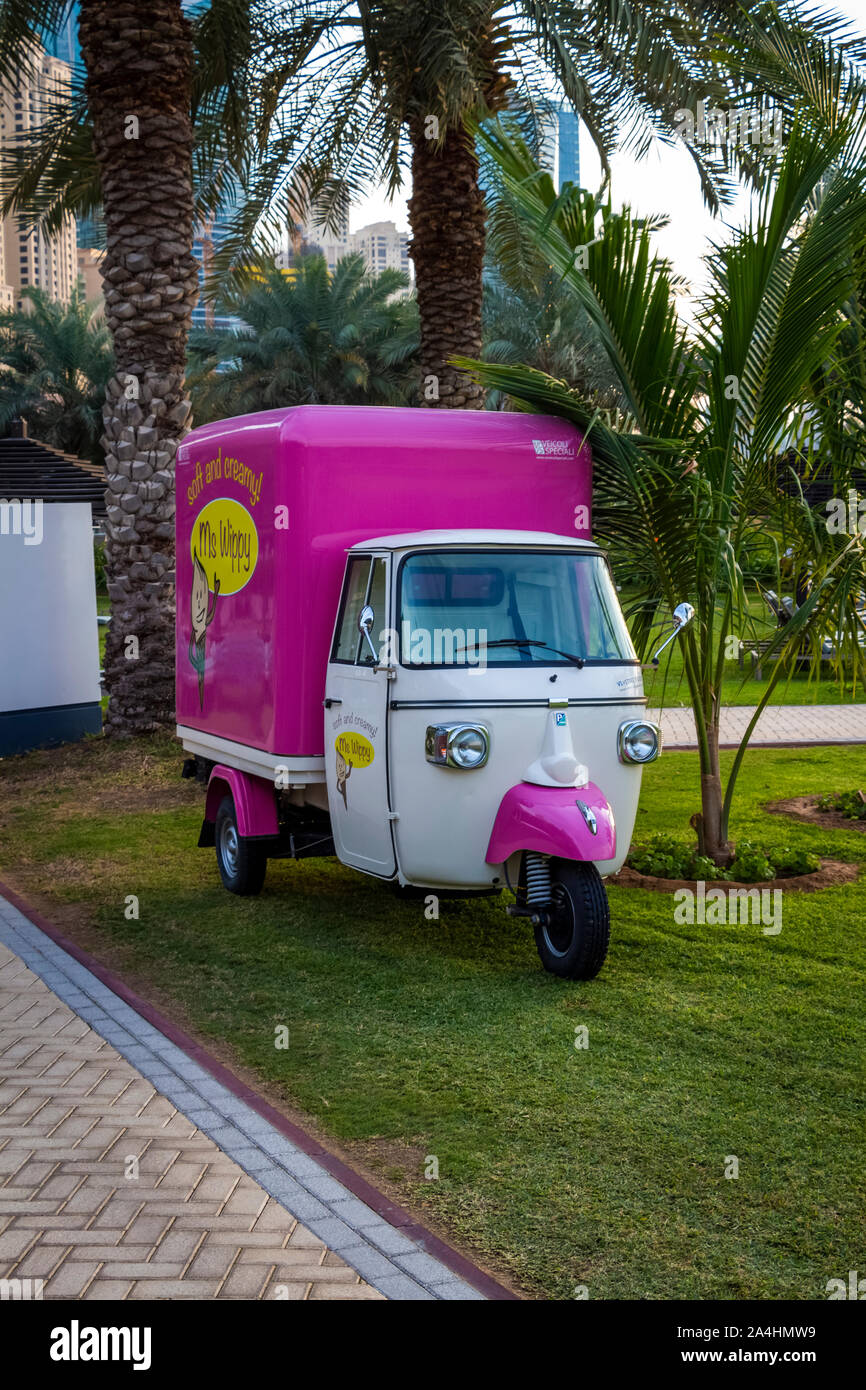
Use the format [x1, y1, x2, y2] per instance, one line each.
[728, 841, 774, 883]
[817, 790, 866, 821]
[628, 836, 730, 881]
[769, 845, 821, 875]
[627, 835, 820, 881]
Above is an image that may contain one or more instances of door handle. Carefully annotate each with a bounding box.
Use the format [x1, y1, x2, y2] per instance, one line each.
[323, 697, 342, 709]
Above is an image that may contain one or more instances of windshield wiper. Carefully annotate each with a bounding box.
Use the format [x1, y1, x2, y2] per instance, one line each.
[456, 638, 585, 667]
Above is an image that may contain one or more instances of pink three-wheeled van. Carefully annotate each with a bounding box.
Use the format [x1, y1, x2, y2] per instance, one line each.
[175, 406, 688, 979]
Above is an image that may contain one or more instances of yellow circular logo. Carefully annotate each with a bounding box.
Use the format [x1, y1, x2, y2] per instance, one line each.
[335, 732, 375, 768]
[190, 498, 259, 596]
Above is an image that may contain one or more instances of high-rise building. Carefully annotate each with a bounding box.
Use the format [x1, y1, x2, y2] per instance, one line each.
[42, 9, 79, 67]
[277, 218, 412, 292]
[539, 104, 581, 191]
[0, 257, 13, 311]
[478, 103, 581, 205]
[42, 9, 103, 251]
[278, 196, 353, 275]
[76, 246, 104, 308]
[191, 177, 248, 333]
[351, 221, 411, 280]
[557, 106, 581, 187]
[0, 44, 77, 310]
[74, 213, 104, 251]
[296, 212, 352, 276]
[44, 3, 200, 256]
[301, 227, 352, 274]
[0, 206, 13, 310]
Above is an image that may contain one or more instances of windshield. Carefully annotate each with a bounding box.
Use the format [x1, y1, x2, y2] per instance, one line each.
[398, 550, 636, 666]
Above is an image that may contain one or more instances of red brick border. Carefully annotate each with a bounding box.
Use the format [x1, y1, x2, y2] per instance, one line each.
[0, 877, 520, 1301]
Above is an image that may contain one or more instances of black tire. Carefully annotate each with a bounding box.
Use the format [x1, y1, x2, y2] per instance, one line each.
[533, 859, 610, 980]
[214, 795, 267, 896]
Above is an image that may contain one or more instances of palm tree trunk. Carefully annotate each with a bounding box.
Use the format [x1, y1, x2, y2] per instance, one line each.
[691, 718, 735, 865]
[408, 120, 485, 408]
[79, 0, 199, 734]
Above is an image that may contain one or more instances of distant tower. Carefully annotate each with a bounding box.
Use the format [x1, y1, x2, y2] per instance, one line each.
[557, 106, 580, 187]
[42, 6, 79, 66]
[43, 3, 226, 314]
[0, 41, 78, 308]
[539, 103, 581, 190]
[43, 7, 95, 247]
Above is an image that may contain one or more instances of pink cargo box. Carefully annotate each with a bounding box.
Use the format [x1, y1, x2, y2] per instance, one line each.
[175, 405, 590, 758]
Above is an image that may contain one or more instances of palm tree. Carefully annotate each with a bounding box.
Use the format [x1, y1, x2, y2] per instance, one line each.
[209, 1, 829, 410]
[0, 282, 113, 460]
[75, 0, 200, 734]
[187, 252, 419, 419]
[482, 268, 621, 408]
[0, 0, 250, 734]
[457, 54, 866, 865]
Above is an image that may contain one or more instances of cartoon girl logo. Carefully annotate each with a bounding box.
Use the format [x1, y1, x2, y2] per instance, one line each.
[189, 549, 220, 709]
[335, 749, 353, 809]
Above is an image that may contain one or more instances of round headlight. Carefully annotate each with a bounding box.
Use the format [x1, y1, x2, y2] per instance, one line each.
[619, 721, 660, 764]
[448, 725, 489, 769]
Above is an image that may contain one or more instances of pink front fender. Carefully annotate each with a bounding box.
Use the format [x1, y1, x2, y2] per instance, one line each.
[485, 782, 616, 865]
[204, 765, 278, 838]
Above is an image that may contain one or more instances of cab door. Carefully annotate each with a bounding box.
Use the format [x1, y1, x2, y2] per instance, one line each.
[324, 553, 396, 878]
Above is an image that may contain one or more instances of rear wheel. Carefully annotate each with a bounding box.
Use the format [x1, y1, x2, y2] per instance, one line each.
[215, 795, 267, 896]
[534, 860, 610, 980]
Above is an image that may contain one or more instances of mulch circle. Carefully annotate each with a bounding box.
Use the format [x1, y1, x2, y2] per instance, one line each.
[765, 796, 866, 835]
[610, 858, 858, 894]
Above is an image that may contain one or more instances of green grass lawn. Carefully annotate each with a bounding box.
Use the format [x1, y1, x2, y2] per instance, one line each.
[640, 626, 857, 708]
[0, 735, 863, 1299]
[620, 588, 860, 706]
[643, 652, 853, 707]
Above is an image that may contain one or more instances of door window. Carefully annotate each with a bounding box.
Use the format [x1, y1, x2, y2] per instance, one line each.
[332, 555, 388, 665]
[359, 558, 387, 666]
[333, 557, 371, 662]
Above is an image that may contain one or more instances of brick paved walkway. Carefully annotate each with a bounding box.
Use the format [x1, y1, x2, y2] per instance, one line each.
[0, 897, 489, 1301]
[649, 703, 866, 749]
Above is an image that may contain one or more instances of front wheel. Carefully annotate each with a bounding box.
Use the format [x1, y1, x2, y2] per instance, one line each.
[215, 795, 267, 896]
[534, 860, 610, 980]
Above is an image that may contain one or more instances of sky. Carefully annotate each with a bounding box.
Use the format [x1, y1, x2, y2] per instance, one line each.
[351, 0, 864, 319]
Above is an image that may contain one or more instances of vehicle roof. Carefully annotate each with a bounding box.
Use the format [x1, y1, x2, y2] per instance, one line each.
[347, 529, 599, 552]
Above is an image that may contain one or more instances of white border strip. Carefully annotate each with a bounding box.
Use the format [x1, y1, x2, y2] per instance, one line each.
[177, 726, 327, 784]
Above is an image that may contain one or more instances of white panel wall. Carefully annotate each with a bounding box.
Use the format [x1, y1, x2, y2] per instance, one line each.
[0, 501, 101, 712]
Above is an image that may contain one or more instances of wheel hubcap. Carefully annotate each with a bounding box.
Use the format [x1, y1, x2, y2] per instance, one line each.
[219, 819, 239, 876]
[542, 883, 576, 957]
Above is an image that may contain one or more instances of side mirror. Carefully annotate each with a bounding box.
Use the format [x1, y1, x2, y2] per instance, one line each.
[358, 604, 379, 663]
[647, 602, 696, 668]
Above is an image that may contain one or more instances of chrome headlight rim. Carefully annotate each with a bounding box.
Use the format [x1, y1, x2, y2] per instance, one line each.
[618, 719, 661, 764]
[425, 722, 490, 770]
